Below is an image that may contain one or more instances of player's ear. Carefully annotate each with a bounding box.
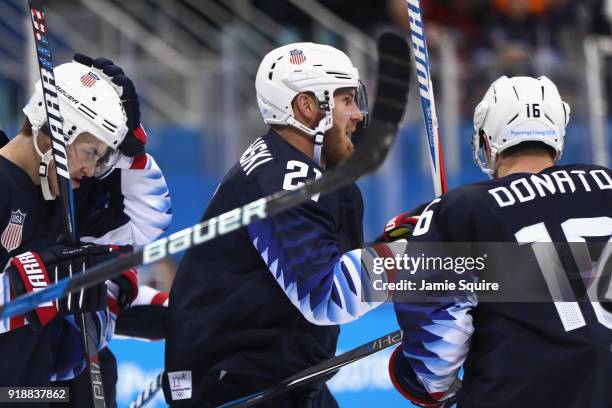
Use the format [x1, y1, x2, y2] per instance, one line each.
[293, 93, 318, 124]
[35, 124, 53, 149]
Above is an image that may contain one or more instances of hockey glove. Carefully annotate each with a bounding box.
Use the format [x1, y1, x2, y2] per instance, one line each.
[379, 212, 419, 242]
[376, 202, 430, 243]
[6, 244, 131, 330]
[106, 267, 139, 315]
[73, 53, 147, 158]
[389, 346, 460, 408]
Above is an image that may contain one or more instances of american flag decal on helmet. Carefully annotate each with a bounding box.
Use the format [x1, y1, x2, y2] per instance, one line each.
[289, 49, 306, 65]
[1, 210, 26, 253]
[80, 71, 99, 87]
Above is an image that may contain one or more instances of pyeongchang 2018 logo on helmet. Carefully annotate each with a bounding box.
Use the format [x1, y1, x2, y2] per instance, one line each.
[509, 129, 558, 138]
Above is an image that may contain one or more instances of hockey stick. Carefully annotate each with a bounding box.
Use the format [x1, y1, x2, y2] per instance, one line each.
[406, 0, 447, 196]
[218, 330, 403, 408]
[128, 334, 406, 408]
[27, 2, 106, 406]
[0, 33, 409, 323]
[215, 32, 412, 408]
[128, 373, 163, 408]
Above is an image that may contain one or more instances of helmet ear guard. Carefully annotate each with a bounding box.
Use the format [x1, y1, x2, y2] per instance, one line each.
[472, 99, 495, 177]
[562, 101, 571, 127]
[472, 129, 497, 178]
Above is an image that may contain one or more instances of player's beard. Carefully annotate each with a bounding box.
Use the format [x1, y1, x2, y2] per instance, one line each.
[323, 124, 354, 166]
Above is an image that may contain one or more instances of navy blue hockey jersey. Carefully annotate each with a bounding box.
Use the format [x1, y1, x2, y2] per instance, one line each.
[164, 129, 380, 406]
[392, 164, 612, 408]
[0, 142, 75, 383]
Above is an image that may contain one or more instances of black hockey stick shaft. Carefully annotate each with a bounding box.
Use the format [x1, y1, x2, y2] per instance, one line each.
[128, 332, 404, 408]
[27, 2, 106, 406]
[218, 330, 404, 407]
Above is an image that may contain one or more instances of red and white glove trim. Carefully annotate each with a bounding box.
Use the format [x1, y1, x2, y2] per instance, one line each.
[383, 213, 420, 242]
[133, 124, 147, 146]
[112, 152, 151, 171]
[9, 251, 57, 327]
[132, 285, 168, 307]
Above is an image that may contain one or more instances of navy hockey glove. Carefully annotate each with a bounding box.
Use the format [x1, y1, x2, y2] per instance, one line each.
[107, 267, 139, 314]
[73, 53, 147, 158]
[6, 244, 131, 330]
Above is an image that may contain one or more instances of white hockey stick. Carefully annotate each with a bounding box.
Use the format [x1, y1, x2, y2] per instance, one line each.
[27, 1, 106, 406]
[406, 0, 448, 195]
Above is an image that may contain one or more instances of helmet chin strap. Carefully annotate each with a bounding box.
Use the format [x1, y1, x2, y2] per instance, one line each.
[312, 111, 332, 168]
[488, 151, 498, 179]
[286, 104, 333, 168]
[32, 127, 57, 201]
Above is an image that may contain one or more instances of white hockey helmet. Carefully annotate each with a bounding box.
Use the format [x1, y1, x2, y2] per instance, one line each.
[255, 42, 367, 165]
[472, 75, 570, 177]
[23, 61, 128, 148]
[23, 61, 129, 199]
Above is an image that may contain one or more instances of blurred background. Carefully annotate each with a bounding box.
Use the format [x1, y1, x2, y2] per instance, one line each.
[1, 0, 611, 406]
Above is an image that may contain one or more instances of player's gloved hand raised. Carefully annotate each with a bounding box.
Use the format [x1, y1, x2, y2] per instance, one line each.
[73, 53, 146, 158]
[375, 203, 428, 243]
[6, 243, 132, 330]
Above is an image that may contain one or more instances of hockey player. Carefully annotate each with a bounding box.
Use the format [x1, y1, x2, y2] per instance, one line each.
[388, 76, 612, 407]
[0, 55, 171, 406]
[163, 42, 405, 407]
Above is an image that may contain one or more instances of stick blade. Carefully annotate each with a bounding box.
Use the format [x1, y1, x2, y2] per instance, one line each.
[373, 32, 412, 124]
[349, 32, 411, 175]
[28, 0, 45, 10]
